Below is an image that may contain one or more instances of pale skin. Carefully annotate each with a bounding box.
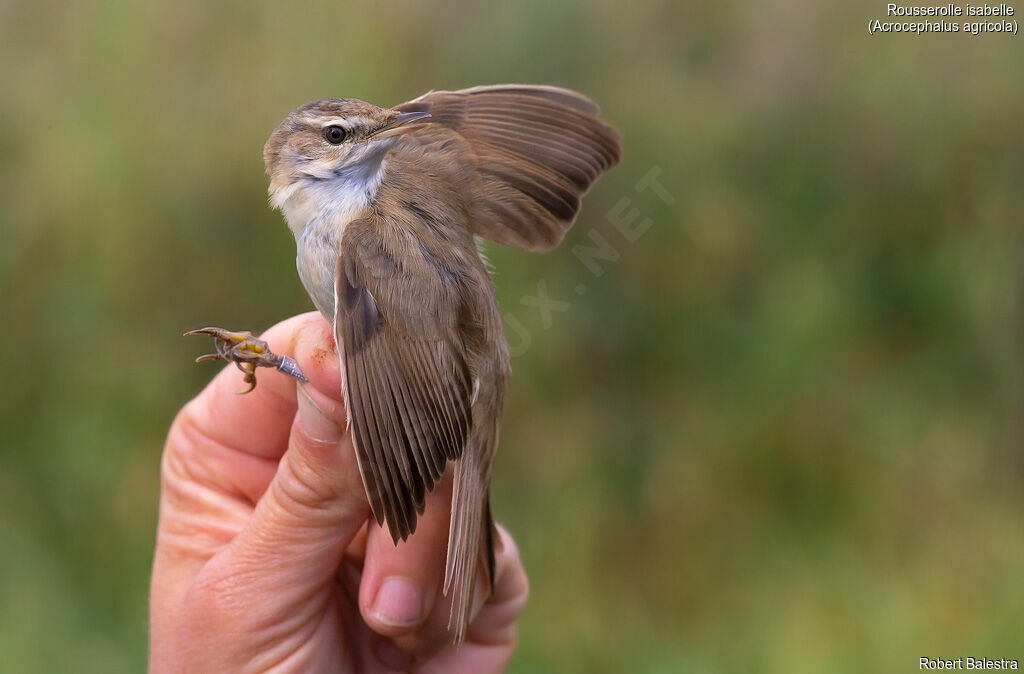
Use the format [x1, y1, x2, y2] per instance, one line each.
[150, 313, 528, 672]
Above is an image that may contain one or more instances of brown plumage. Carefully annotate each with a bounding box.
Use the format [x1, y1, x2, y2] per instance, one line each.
[261, 85, 621, 641]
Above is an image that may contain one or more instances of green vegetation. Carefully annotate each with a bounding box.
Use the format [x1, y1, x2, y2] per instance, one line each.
[1, 1, 1021, 671]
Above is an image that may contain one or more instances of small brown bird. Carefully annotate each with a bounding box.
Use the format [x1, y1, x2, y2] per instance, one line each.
[190, 84, 620, 640]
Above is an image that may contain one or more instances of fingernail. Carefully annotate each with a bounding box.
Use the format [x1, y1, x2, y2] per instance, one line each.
[375, 637, 414, 670]
[371, 576, 424, 627]
[296, 384, 344, 443]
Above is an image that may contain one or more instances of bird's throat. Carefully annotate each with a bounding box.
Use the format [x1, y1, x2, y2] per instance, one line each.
[275, 152, 389, 239]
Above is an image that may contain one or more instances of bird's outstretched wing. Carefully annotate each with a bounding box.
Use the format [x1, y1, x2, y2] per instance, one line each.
[334, 221, 472, 542]
[397, 84, 622, 252]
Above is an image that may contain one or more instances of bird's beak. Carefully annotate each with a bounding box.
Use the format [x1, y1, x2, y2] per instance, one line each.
[367, 111, 432, 140]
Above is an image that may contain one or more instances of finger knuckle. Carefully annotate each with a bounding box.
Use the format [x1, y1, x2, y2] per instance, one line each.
[276, 450, 340, 513]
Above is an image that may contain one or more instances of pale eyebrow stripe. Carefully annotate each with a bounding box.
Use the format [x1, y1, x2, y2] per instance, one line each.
[319, 117, 349, 128]
[319, 115, 377, 129]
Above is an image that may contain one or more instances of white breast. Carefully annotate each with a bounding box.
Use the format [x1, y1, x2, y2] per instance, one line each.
[295, 214, 349, 320]
[276, 157, 387, 321]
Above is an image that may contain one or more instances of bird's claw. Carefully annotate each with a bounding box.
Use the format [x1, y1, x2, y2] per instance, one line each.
[185, 326, 308, 394]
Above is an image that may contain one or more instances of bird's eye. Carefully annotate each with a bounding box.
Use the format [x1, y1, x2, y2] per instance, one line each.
[324, 126, 347, 144]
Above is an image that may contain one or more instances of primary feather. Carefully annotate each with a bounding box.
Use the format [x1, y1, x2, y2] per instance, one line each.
[398, 84, 622, 251]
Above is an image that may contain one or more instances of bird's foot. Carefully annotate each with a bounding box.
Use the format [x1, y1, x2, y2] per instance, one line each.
[185, 327, 308, 394]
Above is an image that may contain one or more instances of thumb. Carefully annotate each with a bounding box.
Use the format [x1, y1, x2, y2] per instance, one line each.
[202, 381, 370, 607]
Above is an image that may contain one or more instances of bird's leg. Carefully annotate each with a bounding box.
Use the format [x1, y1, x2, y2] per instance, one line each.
[185, 327, 308, 394]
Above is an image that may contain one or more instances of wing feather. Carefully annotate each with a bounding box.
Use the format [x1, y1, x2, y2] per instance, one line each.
[396, 84, 621, 251]
[335, 229, 471, 542]
[398, 342, 452, 473]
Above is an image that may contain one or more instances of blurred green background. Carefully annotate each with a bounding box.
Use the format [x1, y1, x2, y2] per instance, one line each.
[2, 0, 1023, 671]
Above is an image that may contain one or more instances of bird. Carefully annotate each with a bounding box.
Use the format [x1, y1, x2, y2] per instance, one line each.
[189, 84, 621, 641]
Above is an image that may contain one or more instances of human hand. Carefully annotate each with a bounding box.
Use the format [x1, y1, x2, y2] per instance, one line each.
[150, 313, 528, 673]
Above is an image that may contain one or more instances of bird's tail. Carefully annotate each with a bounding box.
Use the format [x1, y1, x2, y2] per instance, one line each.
[443, 422, 498, 642]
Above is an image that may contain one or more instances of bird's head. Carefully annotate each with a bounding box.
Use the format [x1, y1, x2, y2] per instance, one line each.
[263, 98, 430, 213]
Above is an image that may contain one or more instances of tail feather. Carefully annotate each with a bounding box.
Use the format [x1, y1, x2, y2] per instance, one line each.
[443, 454, 491, 642]
[483, 494, 497, 585]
